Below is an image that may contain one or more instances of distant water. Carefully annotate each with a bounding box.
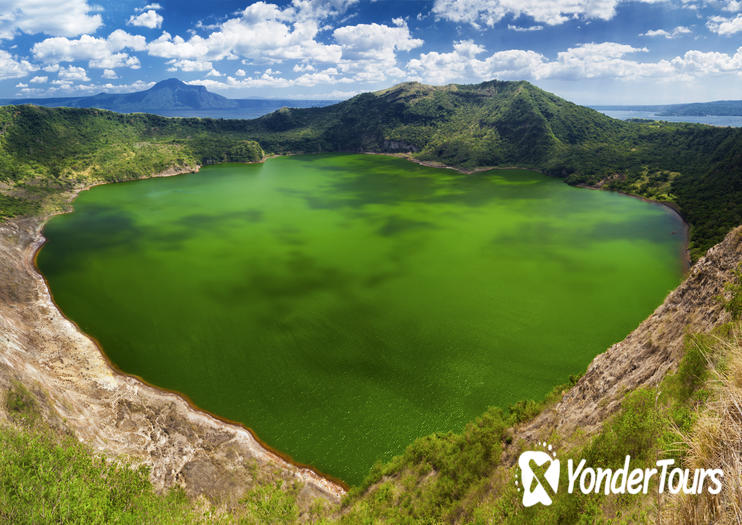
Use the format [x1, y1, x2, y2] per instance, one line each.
[595, 109, 742, 127]
[0, 99, 337, 120]
[148, 99, 337, 119]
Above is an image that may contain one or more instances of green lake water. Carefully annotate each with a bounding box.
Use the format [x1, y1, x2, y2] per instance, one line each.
[37, 154, 686, 485]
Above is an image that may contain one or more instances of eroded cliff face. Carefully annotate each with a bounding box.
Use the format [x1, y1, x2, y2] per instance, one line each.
[516, 225, 742, 448]
[0, 215, 345, 507]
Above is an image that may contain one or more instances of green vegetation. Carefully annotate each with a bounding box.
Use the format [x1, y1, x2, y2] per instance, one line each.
[236, 80, 740, 258]
[1, 80, 740, 257]
[0, 381, 310, 524]
[338, 322, 741, 524]
[0, 104, 263, 189]
[5, 321, 737, 524]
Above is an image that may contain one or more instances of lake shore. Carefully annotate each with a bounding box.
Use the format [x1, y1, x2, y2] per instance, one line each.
[0, 165, 346, 508]
[366, 151, 692, 272]
[0, 152, 693, 504]
[575, 182, 691, 272]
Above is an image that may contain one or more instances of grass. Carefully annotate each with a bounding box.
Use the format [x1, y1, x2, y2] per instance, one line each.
[1, 322, 738, 524]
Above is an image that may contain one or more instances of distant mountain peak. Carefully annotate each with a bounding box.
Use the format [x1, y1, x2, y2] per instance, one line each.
[153, 78, 187, 88]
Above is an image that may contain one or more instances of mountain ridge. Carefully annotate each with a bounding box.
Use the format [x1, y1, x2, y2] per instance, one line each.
[0, 78, 739, 257]
[0, 78, 334, 114]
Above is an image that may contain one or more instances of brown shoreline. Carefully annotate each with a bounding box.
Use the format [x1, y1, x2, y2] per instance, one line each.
[32, 238, 350, 493]
[0, 164, 345, 508]
[13, 152, 691, 501]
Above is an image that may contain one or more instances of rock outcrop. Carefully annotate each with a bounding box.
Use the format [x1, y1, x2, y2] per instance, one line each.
[0, 214, 345, 506]
[517, 225, 742, 445]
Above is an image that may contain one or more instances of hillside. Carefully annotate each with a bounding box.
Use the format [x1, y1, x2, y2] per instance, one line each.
[0, 78, 335, 117]
[229, 80, 741, 257]
[0, 79, 740, 522]
[3, 79, 738, 258]
[0, 79, 238, 112]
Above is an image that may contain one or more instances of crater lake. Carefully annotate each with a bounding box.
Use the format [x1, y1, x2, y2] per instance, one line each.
[37, 154, 686, 484]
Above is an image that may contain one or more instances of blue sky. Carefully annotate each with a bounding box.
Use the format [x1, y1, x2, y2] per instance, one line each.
[0, 0, 740, 104]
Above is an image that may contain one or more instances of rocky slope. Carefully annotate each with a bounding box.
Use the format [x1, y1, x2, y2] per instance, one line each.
[513, 225, 741, 449]
[0, 200, 344, 509]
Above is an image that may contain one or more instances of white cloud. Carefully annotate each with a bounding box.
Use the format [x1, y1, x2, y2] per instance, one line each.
[671, 47, 742, 74]
[707, 14, 742, 34]
[58, 65, 89, 81]
[407, 40, 742, 84]
[333, 22, 423, 63]
[146, 1, 417, 83]
[102, 69, 118, 79]
[128, 10, 164, 29]
[0, 0, 102, 39]
[136, 3, 162, 11]
[167, 59, 214, 72]
[291, 0, 359, 20]
[235, 68, 246, 76]
[508, 24, 544, 31]
[147, 3, 343, 64]
[19, 79, 156, 97]
[31, 29, 146, 69]
[293, 63, 315, 72]
[29, 75, 48, 83]
[640, 26, 692, 38]
[0, 50, 36, 79]
[431, 0, 664, 27]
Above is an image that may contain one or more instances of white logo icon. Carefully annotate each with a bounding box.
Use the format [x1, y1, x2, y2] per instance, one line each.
[516, 442, 560, 507]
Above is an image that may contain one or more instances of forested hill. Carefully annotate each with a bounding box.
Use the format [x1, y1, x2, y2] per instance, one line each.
[0, 79, 740, 258]
[206, 79, 742, 258]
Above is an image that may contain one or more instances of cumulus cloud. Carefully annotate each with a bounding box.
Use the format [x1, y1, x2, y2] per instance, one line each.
[128, 10, 164, 29]
[19, 79, 156, 97]
[431, 0, 664, 27]
[102, 69, 118, 79]
[29, 75, 48, 83]
[0, 0, 102, 39]
[671, 47, 742, 75]
[0, 50, 36, 79]
[58, 65, 89, 81]
[333, 21, 423, 72]
[640, 26, 692, 38]
[707, 14, 742, 34]
[31, 29, 146, 69]
[167, 59, 214, 72]
[407, 40, 741, 84]
[147, 1, 419, 84]
[148, 2, 343, 64]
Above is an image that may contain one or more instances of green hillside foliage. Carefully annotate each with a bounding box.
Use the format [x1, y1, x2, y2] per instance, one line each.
[0, 79, 739, 255]
[4, 323, 735, 524]
[0, 105, 264, 189]
[235, 81, 741, 257]
[336, 323, 739, 524]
